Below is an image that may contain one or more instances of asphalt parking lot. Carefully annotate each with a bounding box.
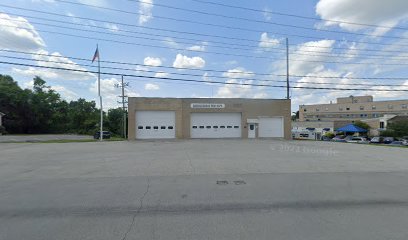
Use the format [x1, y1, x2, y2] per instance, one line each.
[1, 139, 408, 240]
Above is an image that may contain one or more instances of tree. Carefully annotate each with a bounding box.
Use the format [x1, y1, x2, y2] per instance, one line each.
[106, 107, 125, 136]
[67, 98, 100, 134]
[291, 111, 299, 121]
[386, 120, 408, 138]
[0, 75, 106, 135]
[0, 74, 31, 133]
[354, 120, 371, 130]
[28, 76, 63, 133]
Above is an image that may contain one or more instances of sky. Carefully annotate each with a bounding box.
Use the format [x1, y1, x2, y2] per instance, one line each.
[1, 0, 408, 111]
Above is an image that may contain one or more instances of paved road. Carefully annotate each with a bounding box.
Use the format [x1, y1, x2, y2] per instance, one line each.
[0, 134, 92, 143]
[1, 140, 408, 239]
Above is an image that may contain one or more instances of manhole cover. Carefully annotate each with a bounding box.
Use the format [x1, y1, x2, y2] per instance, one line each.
[233, 180, 246, 185]
[216, 180, 229, 185]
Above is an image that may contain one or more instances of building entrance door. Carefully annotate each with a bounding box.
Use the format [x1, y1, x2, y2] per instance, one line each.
[248, 124, 256, 138]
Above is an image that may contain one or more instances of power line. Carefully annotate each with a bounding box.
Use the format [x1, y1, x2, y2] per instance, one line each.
[2, 49, 408, 81]
[3, 11, 407, 54]
[4, 24, 408, 66]
[189, 0, 408, 31]
[2, 54, 408, 90]
[2, 3, 408, 49]
[4, 54, 408, 88]
[57, 0, 408, 41]
[3, 13, 408, 60]
[2, 60, 408, 92]
[4, 13, 408, 59]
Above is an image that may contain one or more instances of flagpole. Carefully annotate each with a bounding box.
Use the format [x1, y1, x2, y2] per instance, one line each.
[97, 44, 103, 142]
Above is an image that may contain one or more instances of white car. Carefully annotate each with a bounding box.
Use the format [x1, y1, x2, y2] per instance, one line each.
[346, 137, 369, 143]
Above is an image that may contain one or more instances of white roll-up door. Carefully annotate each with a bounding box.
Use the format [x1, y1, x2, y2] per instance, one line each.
[258, 117, 284, 138]
[190, 113, 241, 138]
[136, 111, 175, 139]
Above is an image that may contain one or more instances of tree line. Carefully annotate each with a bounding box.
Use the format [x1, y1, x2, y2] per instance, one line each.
[0, 74, 126, 136]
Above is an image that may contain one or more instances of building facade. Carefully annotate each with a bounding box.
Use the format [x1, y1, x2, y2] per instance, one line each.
[299, 95, 408, 122]
[128, 98, 291, 140]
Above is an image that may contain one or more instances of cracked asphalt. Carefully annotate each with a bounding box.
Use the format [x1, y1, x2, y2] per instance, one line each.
[1, 139, 408, 240]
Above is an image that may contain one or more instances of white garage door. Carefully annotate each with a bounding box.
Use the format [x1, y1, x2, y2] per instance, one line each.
[136, 111, 175, 139]
[259, 117, 284, 138]
[190, 113, 241, 138]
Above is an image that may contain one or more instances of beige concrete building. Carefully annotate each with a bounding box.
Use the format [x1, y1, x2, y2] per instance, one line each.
[362, 115, 408, 136]
[128, 98, 291, 140]
[299, 95, 408, 122]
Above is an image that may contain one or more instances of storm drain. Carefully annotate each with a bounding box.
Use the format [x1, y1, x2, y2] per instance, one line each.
[216, 180, 246, 185]
[233, 180, 246, 185]
[216, 180, 229, 185]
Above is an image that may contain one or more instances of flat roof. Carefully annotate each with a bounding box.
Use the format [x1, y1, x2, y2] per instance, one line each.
[129, 97, 289, 101]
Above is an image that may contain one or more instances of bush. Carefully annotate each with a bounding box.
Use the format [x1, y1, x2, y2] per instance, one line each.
[387, 120, 408, 138]
[354, 120, 371, 130]
[0, 125, 6, 135]
[324, 132, 335, 138]
[380, 130, 397, 137]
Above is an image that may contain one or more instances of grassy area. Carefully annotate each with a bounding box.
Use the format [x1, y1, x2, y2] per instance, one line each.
[39, 137, 125, 143]
[0, 137, 126, 144]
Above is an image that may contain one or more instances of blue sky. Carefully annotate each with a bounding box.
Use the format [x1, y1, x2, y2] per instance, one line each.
[1, 0, 408, 110]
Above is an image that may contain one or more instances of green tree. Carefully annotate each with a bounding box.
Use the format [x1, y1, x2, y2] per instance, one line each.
[291, 111, 299, 121]
[0, 74, 32, 133]
[106, 107, 125, 136]
[386, 120, 408, 138]
[67, 98, 100, 134]
[28, 76, 63, 133]
[0, 75, 113, 135]
[354, 120, 371, 130]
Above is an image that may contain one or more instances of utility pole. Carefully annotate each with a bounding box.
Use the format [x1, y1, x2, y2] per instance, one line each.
[115, 76, 129, 139]
[286, 37, 290, 100]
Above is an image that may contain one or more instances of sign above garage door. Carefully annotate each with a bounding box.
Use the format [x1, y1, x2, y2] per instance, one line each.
[190, 103, 225, 109]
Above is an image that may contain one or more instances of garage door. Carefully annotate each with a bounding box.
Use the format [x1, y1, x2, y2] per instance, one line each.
[258, 117, 284, 138]
[136, 111, 175, 139]
[190, 113, 241, 138]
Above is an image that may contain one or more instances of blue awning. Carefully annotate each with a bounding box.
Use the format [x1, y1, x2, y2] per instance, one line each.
[336, 124, 368, 133]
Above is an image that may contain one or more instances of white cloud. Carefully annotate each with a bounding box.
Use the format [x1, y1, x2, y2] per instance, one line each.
[215, 79, 254, 98]
[135, 65, 149, 73]
[31, 0, 55, 2]
[263, 7, 273, 21]
[105, 23, 119, 32]
[144, 83, 160, 90]
[144, 57, 162, 66]
[12, 49, 94, 80]
[51, 85, 78, 101]
[280, 39, 336, 75]
[316, 0, 408, 35]
[223, 68, 255, 79]
[0, 13, 45, 51]
[173, 54, 206, 69]
[78, 0, 109, 7]
[163, 37, 180, 48]
[21, 80, 78, 101]
[90, 78, 140, 109]
[13, 67, 59, 79]
[259, 32, 280, 49]
[154, 72, 169, 78]
[138, 0, 154, 25]
[187, 45, 206, 52]
[215, 67, 267, 98]
[187, 42, 207, 52]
